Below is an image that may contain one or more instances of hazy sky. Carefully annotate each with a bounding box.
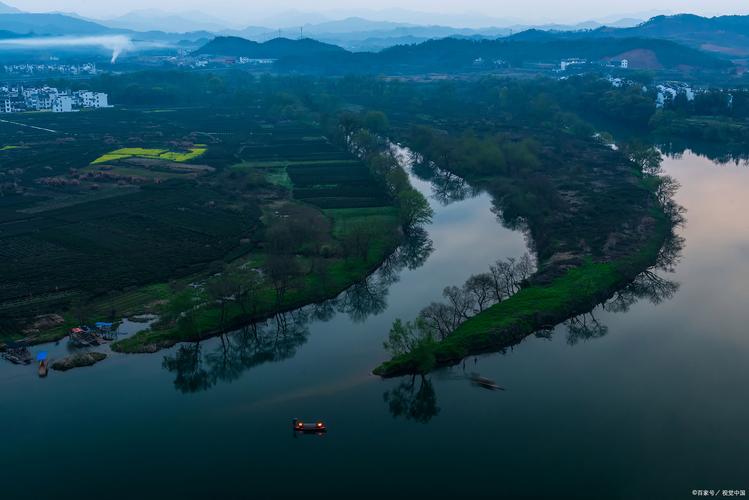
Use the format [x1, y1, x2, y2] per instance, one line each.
[6, 0, 749, 24]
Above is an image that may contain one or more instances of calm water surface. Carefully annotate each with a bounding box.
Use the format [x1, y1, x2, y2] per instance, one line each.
[1, 150, 747, 499]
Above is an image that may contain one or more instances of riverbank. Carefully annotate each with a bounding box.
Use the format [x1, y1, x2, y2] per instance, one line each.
[0, 102, 433, 357]
[374, 127, 675, 376]
[0, 206, 404, 354]
[112, 218, 402, 353]
[375, 208, 670, 376]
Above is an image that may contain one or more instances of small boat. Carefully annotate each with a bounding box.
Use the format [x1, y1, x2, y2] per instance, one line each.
[470, 373, 504, 391]
[37, 352, 49, 378]
[69, 327, 102, 347]
[2, 343, 32, 365]
[293, 419, 327, 434]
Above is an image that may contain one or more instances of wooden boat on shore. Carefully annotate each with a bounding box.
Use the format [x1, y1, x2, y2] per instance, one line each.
[2, 343, 32, 365]
[69, 327, 103, 347]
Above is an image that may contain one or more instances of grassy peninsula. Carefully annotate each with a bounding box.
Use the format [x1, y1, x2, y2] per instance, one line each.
[375, 214, 671, 376]
[375, 141, 674, 376]
[354, 77, 681, 376]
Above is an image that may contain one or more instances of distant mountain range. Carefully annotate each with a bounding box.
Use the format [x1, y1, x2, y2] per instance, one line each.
[0, 3, 644, 47]
[504, 14, 749, 57]
[0, 1, 20, 14]
[0, 12, 213, 43]
[100, 9, 242, 33]
[0, 13, 115, 35]
[196, 35, 731, 75]
[0, 6, 746, 70]
[598, 14, 749, 56]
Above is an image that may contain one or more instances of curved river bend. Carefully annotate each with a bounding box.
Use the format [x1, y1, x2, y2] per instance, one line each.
[1, 150, 748, 498]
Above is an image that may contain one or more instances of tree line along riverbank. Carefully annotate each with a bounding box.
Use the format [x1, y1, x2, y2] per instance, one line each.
[373, 126, 680, 376]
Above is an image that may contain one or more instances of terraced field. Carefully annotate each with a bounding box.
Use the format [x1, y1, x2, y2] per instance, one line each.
[233, 132, 388, 209]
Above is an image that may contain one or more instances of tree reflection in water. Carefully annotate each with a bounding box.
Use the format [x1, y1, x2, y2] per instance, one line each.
[383, 375, 440, 423]
[406, 149, 481, 206]
[565, 312, 609, 345]
[162, 224, 434, 393]
[162, 312, 310, 394]
[378, 148, 687, 418]
[161, 343, 211, 394]
[565, 217, 685, 343]
[659, 140, 749, 167]
[336, 277, 389, 323]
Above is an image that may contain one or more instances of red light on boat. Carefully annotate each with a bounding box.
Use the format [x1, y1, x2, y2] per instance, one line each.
[316, 422, 323, 427]
[297, 421, 304, 428]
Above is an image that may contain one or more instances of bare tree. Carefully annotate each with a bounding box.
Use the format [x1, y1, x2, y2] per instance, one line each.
[390, 252, 537, 345]
[418, 302, 457, 340]
[488, 253, 535, 301]
[442, 285, 474, 325]
[237, 271, 263, 318]
[489, 259, 517, 299]
[463, 273, 496, 313]
[265, 254, 300, 307]
[206, 274, 240, 332]
[515, 253, 535, 283]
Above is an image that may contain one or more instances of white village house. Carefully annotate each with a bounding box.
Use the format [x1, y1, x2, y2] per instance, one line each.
[0, 85, 110, 113]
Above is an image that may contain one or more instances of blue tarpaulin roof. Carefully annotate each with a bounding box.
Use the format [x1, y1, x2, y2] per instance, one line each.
[36, 351, 47, 361]
[95, 322, 113, 328]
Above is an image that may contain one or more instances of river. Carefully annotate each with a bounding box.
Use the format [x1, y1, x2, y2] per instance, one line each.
[1, 150, 747, 499]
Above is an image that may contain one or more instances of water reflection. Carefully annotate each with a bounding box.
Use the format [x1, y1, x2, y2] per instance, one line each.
[658, 139, 749, 167]
[161, 228, 434, 392]
[390, 202, 686, 417]
[409, 155, 481, 206]
[163, 313, 310, 394]
[570, 227, 683, 340]
[383, 375, 440, 423]
[565, 312, 609, 345]
[605, 270, 680, 314]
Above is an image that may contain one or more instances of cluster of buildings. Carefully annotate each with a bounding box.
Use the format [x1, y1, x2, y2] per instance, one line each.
[558, 58, 628, 72]
[187, 56, 276, 68]
[0, 85, 110, 114]
[2, 63, 98, 76]
[655, 82, 696, 108]
[139, 53, 277, 70]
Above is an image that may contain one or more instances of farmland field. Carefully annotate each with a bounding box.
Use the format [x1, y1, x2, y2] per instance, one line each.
[0, 105, 402, 342]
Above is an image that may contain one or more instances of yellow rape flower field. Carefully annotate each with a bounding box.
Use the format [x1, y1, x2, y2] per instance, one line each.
[91, 145, 207, 164]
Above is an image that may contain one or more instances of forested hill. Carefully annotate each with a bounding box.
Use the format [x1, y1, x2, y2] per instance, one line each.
[194, 36, 347, 58]
[249, 36, 731, 74]
[598, 14, 749, 56]
[508, 14, 749, 57]
[378, 36, 728, 70]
